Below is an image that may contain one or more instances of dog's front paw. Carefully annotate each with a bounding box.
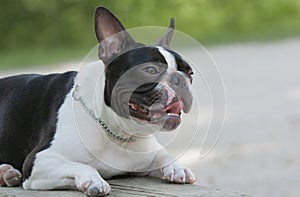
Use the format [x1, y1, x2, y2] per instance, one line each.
[161, 164, 196, 184]
[0, 164, 22, 187]
[78, 178, 111, 197]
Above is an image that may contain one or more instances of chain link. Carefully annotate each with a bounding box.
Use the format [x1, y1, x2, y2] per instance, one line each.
[72, 85, 135, 142]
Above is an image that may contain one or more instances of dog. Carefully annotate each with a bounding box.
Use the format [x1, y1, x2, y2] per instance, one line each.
[0, 7, 195, 196]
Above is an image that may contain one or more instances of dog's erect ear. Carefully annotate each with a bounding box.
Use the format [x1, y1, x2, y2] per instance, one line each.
[156, 18, 175, 48]
[95, 7, 137, 64]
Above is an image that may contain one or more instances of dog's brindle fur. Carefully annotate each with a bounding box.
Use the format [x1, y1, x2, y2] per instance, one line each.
[0, 7, 195, 196]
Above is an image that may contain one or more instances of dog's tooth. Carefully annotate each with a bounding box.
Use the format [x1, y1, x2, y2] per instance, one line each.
[129, 103, 134, 109]
[167, 113, 179, 117]
[134, 104, 140, 110]
[129, 103, 140, 111]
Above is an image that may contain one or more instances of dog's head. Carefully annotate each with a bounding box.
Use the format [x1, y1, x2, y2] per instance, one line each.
[95, 7, 193, 132]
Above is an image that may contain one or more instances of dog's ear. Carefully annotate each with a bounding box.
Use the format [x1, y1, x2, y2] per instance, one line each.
[95, 7, 137, 64]
[156, 18, 175, 48]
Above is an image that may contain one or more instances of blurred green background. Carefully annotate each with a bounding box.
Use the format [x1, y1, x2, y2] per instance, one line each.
[0, 0, 300, 69]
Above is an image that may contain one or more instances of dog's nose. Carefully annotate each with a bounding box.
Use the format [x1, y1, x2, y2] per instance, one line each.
[169, 73, 187, 88]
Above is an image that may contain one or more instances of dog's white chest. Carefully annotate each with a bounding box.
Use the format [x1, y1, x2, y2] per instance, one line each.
[47, 94, 160, 178]
[88, 144, 158, 178]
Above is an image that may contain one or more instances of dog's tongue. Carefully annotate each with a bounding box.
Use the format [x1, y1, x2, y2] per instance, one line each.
[161, 100, 183, 131]
[150, 101, 182, 119]
[165, 100, 183, 114]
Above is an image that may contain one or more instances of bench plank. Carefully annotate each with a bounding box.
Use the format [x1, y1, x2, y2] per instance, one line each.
[0, 177, 250, 197]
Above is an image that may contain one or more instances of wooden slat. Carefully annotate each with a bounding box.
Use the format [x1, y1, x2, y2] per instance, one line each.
[0, 177, 250, 197]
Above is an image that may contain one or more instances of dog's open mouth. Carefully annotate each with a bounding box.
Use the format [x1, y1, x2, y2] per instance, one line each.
[128, 100, 183, 130]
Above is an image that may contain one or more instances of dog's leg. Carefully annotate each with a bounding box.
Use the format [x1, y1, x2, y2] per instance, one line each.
[23, 153, 111, 196]
[0, 164, 22, 187]
[149, 149, 196, 184]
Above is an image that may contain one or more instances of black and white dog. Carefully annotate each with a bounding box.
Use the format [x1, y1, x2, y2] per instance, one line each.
[0, 7, 195, 196]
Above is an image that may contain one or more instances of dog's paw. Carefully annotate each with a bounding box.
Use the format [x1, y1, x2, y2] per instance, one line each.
[0, 164, 22, 187]
[161, 164, 196, 184]
[78, 178, 111, 197]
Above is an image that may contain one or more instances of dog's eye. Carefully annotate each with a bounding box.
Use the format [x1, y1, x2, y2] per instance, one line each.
[144, 66, 158, 75]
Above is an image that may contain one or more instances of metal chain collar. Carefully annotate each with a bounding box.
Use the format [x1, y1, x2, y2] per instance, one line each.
[72, 85, 135, 142]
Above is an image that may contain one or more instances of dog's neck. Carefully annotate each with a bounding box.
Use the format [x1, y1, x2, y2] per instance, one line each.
[74, 61, 152, 143]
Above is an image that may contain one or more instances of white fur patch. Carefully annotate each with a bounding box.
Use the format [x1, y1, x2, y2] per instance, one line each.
[156, 46, 177, 71]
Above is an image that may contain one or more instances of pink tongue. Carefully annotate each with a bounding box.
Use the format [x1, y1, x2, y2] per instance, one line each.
[165, 101, 183, 114]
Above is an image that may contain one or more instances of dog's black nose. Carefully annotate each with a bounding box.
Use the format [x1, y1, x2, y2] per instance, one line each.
[169, 73, 187, 88]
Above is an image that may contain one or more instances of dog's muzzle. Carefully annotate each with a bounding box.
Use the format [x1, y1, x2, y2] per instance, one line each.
[128, 72, 193, 131]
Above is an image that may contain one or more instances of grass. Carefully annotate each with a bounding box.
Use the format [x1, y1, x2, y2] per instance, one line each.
[0, 45, 93, 71]
[1, 0, 300, 70]
[0, 27, 300, 70]
[199, 24, 300, 46]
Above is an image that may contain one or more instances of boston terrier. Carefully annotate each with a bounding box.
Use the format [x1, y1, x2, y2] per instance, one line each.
[0, 7, 195, 196]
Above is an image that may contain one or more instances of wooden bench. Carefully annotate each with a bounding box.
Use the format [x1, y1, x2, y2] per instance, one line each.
[0, 177, 250, 197]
